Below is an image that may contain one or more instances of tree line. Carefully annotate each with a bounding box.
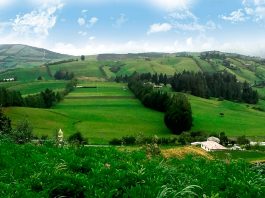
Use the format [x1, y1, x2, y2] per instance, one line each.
[0, 79, 77, 108]
[128, 79, 192, 134]
[116, 71, 259, 104]
[171, 71, 258, 104]
[54, 70, 75, 80]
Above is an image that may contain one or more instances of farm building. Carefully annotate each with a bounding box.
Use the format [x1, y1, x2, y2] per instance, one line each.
[200, 141, 227, 152]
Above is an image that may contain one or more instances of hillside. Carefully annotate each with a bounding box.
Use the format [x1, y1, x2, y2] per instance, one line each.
[0, 44, 72, 71]
[1, 46, 265, 141]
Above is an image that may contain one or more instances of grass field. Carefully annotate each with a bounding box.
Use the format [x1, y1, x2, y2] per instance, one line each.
[5, 82, 171, 144]
[212, 150, 265, 162]
[0, 66, 52, 81]
[49, 60, 105, 80]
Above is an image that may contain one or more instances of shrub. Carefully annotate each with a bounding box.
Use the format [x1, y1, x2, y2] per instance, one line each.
[68, 132, 88, 146]
[122, 136, 136, 145]
[109, 138, 122, 145]
[12, 119, 33, 144]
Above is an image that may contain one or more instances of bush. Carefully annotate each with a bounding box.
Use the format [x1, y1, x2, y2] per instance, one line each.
[12, 120, 33, 144]
[122, 136, 136, 145]
[68, 132, 88, 146]
[109, 138, 122, 145]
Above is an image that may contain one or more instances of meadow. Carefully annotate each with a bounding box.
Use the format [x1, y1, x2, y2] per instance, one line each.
[0, 140, 264, 197]
[190, 95, 265, 138]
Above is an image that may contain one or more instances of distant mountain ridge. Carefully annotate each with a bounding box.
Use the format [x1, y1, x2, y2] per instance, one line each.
[97, 51, 265, 61]
[0, 44, 72, 71]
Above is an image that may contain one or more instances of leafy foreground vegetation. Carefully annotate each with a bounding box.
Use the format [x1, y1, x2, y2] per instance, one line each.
[0, 141, 264, 197]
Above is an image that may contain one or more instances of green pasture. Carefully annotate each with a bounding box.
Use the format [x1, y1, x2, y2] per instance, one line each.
[104, 56, 201, 77]
[190, 94, 265, 138]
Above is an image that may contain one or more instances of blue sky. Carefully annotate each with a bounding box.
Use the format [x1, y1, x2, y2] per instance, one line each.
[0, 0, 265, 56]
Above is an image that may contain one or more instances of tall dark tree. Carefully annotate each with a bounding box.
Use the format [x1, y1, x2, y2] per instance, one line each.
[164, 94, 192, 134]
[81, 55, 85, 61]
[41, 89, 56, 108]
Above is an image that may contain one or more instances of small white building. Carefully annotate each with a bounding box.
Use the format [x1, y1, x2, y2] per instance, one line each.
[200, 141, 227, 152]
[3, 78, 15, 82]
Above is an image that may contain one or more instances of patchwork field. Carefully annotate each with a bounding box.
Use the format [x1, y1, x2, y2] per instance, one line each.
[5, 82, 171, 144]
[3, 80, 265, 144]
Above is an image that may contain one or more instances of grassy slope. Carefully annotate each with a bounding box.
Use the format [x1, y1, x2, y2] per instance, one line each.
[6, 80, 67, 95]
[0, 66, 52, 81]
[190, 94, 265, 138]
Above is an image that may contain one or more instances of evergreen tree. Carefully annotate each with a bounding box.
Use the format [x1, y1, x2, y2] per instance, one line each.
[164, 94, 192, 134]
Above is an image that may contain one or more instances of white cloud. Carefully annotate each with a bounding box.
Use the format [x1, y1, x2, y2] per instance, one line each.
[78, 17, 86, 26]
[221, 9, 246, 23]
[224, 0, 265, 23]
[148, 0, 194, 11]
[113, 14, 127, 28]
[78, 31, 87, 36]
[89, 36, 95, 40]
[12, 3, 62, 37]
[88, 17, 98, 26]
[0, 0, 14, 8]
[49, 35, 265, 58]
[147, 23, 172, 34]
[82, 9, 88, 13]
[166, 8, 217, 32]
[167, 10, 197, 21]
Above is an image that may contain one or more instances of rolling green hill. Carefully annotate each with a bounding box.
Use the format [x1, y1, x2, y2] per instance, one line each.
[1, 46, 265, 142]
[0, 44, 72, 71]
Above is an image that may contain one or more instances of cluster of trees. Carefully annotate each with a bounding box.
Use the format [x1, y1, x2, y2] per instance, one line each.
[24, 79, 77, 108]
[115, 72, 168, 85]
[0, 79, 77, 108]
[24, 88, 59, 108]
[200, 51, 226, 60]
[171, 71, 259, 104]
[128, 79, 192, 134]
[54, 70, 75, 80]
[117, 71, 259, 104]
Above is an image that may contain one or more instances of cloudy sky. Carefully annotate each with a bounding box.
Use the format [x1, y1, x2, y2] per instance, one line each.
[0, 0, 265, 56]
